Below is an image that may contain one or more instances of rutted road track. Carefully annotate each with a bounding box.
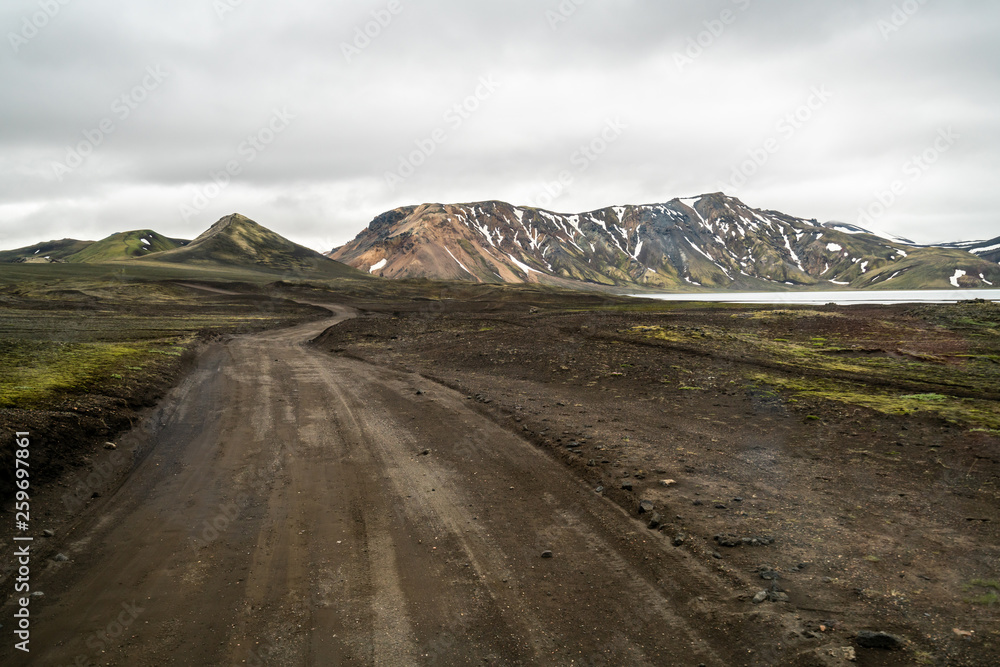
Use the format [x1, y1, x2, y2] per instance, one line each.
[5, 307, 762, 666]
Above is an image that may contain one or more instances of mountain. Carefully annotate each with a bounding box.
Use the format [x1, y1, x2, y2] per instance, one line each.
[142, 213, 360, 278]
[1, 214, 362, 280]
[66, 230, 188, 263]
[329, 194, 1000, 290]
[0, 238, 95, 263]
[939, 236, 1000, 265]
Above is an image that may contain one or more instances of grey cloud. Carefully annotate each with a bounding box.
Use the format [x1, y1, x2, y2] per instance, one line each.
[0, 0, 997, 250]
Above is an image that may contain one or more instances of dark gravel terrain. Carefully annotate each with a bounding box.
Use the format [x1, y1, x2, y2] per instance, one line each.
[314, 296, 1000, 665]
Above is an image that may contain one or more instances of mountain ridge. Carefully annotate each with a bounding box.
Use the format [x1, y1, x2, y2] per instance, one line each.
[0, 214, 362, 280]
[329, 194, 1000, 291]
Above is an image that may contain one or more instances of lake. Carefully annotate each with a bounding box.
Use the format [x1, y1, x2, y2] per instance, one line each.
[630, 289, 1000, 305]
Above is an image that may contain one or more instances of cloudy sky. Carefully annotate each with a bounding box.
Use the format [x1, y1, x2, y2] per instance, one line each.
[1, 0, 997, 253]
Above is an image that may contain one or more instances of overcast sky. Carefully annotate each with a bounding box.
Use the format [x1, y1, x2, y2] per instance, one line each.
[1, 0, 997, 252]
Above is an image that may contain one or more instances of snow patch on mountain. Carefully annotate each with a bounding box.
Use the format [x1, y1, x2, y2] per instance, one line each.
[973, 242, 1000, 254]
[783, 235, 804, 271]
[444, 247, 472, 276]
[507, 253, 540, 275]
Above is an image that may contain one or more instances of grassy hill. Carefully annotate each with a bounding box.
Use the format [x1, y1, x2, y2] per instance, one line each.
[66, 230, 188, 263]
[0, 239, 94, 263]
[140, 213, 363, 279]
[856, 248, 999, 290]
[0, 214, 365, 282]
[939, 235, 1000, 265]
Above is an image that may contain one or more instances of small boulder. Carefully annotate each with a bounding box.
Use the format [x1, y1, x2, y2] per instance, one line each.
[638, 500, 654, 514]
[714, 534, 741, 548]
[647, 512, 662, 530]
[103, 442, 117, 450]
[541, 550, 553, 559]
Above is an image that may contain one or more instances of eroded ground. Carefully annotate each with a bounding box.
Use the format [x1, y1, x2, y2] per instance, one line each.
[314, 295, 1000, 665]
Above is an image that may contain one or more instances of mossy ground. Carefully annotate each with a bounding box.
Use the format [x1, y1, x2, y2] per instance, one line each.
[0, 339, 161, 408]
[626, 301, 1000, 431]
[746, 373, 1000, 430]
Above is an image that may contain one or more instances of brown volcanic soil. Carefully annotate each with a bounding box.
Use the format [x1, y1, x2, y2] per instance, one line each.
[314, 297, 1000, 666]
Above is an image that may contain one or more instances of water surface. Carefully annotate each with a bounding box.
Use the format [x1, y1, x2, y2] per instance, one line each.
[630, 289, 1000, 305]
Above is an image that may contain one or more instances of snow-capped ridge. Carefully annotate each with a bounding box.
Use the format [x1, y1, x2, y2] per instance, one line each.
[327, 194, 1000, 290]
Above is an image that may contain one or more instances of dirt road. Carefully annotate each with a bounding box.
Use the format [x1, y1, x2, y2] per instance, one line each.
[4, 306, 770, 666]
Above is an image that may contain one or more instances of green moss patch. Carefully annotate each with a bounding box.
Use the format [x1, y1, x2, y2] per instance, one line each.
[749, 372, 1000, 430]
[0, 339, 152, 407]
[963, 580, 1000, 606]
